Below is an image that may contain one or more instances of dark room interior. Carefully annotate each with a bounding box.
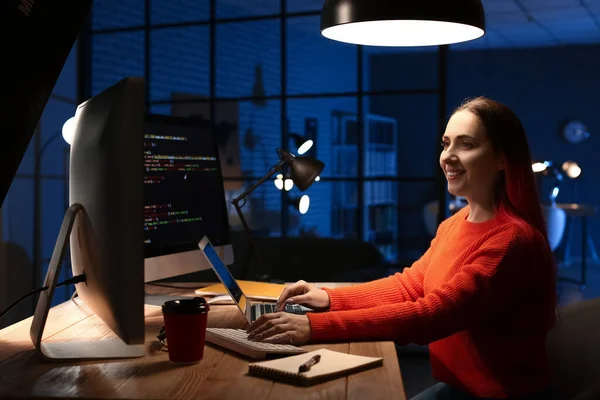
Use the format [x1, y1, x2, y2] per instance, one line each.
[1, 0, 600, 399]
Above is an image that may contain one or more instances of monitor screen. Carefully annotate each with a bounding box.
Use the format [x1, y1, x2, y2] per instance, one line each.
[199, 236, 247, 319]
[143, 114, 230, 260]
[200, 237, 244, 305]
[0, 0, 92, 207]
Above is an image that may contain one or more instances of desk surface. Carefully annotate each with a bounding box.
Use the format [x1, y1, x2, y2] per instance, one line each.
[0, 282, 406, 399]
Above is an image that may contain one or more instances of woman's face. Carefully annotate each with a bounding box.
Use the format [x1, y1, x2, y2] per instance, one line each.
[439, 110, 504, 202]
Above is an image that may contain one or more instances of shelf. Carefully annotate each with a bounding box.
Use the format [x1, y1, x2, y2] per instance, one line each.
[331, 112, 399, 262]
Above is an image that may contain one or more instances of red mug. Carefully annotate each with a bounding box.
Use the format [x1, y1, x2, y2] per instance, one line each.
[161, 297, 210, 363]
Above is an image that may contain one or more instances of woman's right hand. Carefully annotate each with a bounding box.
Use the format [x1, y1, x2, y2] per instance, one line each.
[275, 280, 330, 311]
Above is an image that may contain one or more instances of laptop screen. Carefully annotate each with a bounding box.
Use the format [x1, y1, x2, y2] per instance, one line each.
[198, 236, 249, 320]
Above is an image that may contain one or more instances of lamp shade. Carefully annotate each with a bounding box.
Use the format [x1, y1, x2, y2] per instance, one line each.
[320, 0, 486, 47]
[278, 149, 325, 191]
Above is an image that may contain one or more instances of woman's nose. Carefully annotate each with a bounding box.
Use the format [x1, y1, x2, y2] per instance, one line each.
[441, 148, 457, 163]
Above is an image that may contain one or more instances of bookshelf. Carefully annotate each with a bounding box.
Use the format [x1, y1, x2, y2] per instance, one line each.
[331, 111, 398, 261]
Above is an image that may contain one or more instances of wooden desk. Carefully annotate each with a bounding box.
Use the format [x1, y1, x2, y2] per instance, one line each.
[0, 283, 406, 399]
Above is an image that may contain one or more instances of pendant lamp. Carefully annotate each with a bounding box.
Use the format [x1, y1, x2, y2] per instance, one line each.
[320, 0, 486, 47]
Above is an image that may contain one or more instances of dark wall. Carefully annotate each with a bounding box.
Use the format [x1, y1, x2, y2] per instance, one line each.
[370, 44, 600, 259]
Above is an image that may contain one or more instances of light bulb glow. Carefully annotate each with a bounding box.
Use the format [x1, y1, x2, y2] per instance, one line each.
[297, 140, 313, 155]
[284, 179, 293, 191]
[299, 195, 310, 214]
[322, 20, 484, 47]
[532, 162, 547, 173]
[562, 161, 582, 179]
[62, 116, 77, 145]
[274, 178, 283, 190]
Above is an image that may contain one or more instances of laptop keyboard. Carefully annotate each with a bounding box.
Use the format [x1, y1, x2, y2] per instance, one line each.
[251, 303, 309, 321]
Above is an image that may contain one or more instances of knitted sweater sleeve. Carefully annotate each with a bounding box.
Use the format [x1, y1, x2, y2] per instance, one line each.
[323, 241, 434, 311]
[321, 213, 455, 311]
[308, 227, 538, 344]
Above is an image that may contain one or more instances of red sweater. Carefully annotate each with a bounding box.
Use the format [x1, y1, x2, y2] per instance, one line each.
[307, 207, 556, 398]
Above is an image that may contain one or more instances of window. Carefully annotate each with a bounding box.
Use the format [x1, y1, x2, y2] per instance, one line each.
[151, 0, 210, 25]
[150, 27, 210, 102]
[91, 32, 145, 96]
[216, 0, 279, 19]
[217, 20, 281, 98]
[92, 0, 145, 30]
[87, 0, 446, 265]
[287, 16, 357, 95]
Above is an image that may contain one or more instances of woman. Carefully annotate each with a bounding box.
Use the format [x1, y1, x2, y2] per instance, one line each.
[246, 97, 557, 400]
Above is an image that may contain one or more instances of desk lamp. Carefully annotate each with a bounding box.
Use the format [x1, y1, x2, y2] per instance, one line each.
[232, 149, 324, 280]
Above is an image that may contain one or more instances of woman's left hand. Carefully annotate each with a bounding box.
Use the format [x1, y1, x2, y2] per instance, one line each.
[246, 312, 311, 345]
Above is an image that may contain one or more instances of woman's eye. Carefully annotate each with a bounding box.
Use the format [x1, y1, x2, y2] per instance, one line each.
[441, 141, 449, 148]
[460, 142, 473, 148]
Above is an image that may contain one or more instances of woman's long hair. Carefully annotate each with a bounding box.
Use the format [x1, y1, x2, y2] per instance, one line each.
[454, 97, 558, 324]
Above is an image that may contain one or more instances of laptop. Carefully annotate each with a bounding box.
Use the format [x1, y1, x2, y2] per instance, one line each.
[198, 236, 312, 324]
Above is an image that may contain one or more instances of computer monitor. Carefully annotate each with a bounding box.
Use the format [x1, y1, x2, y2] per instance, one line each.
[0, 0, 92, 207]
[31, 76, 235, 358]
[143, 114, 233, 283]
[30, 77, 147, 361]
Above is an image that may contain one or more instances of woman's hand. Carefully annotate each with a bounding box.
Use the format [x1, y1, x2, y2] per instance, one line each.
[275, 280, 330, 311]
[246, 312, 311, 345]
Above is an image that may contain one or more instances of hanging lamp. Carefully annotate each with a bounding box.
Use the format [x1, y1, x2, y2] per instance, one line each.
[320, 0, 486, 47]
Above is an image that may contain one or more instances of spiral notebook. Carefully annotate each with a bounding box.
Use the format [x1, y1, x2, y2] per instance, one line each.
[247, 349, 384, 386]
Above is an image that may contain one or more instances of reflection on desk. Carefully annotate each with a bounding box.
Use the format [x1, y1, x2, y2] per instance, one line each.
[0, 282, 406, 400]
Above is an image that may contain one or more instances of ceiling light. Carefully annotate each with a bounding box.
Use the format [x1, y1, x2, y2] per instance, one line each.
[321, 0, 486, 47]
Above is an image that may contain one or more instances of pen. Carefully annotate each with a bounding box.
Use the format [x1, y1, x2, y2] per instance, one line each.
[298, 354, 321, 373]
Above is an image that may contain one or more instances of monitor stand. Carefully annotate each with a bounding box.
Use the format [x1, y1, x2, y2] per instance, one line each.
[30, 203, 145, 362]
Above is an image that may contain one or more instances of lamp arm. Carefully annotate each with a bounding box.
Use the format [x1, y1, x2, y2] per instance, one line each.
[231, 160, 285, 206]
[231, 160, 285, 279]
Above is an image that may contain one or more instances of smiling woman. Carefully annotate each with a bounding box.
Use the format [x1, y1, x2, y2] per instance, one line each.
[451, 97, 549, 236]
[440, 111, 505, 223]
[247, 97, 558, 400]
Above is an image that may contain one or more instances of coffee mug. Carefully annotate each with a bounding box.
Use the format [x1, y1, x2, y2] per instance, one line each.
[161, 297, 210, 363]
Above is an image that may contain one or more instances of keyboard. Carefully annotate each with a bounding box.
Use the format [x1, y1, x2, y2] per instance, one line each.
[251, 303, 312, 322]
[205, 328, 307, 360]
